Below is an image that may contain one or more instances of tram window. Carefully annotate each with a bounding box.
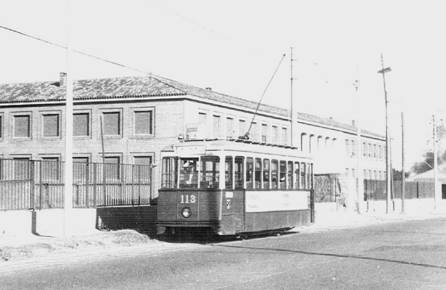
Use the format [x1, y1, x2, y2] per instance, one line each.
[234, 156, 244, 189]
[179, 158, 199, 188]
[201, 156, 220, 189]
[271, 160, 278, 189]
[294, 162, 300, 189]
[161, 157, 178, 189]
[263, 159, 270, 189]
[225, 156, 233, 189]
[301, 163, 306, 189]
[279, 161, 286, 189]
[255, 158, 262, 189]
[287, 161, 293, 189]
[246, 157, 254, 189]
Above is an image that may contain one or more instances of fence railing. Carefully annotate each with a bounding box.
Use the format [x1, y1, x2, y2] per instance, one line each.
[364, 179, 434, 200]
[314, 175, 435, 203]
[0, 159, 152, 211]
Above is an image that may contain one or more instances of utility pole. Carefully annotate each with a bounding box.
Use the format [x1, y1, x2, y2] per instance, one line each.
[377, 54, 392, 214]
[433, 114, 440, 209]
[401, 112, 405, 213]
[290, 47, 297, 147]
[63, 0, 73, 236]
[353, 78, 363, 213]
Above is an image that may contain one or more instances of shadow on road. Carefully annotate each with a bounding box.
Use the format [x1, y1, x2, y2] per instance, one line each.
[212, 244, 446, 271]
[158, 229, 298, 244]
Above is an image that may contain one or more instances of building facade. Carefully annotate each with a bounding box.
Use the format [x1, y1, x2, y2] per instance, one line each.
[0, 73, 385, 205]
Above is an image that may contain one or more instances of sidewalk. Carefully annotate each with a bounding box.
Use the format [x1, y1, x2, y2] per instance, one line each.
[298, 207, 446, 233]
[1, 209, 446, 265]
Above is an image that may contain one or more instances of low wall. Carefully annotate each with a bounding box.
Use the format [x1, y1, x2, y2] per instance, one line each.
[0, 210, 32, 236]
[96, 206, 157, 237]
[1, 206, 157, 237]
[0, 208, 97, 237]
[34, 208, 97, 236]
[316, 198, 446, 217]
[364, 198, 446, 214]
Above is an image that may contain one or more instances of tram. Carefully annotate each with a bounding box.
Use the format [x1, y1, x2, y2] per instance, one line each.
[157, 139, 314, 236]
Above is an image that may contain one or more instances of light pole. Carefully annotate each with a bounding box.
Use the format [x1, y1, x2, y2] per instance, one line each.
[377, 54, 392, 214]
[353, 78, 363, 213]
[64, 0, 74, 236]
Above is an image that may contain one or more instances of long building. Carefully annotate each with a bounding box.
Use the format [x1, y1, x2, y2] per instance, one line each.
[0, 73, 385, 205]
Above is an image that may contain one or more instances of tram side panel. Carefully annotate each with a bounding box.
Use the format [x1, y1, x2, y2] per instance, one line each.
[243, 190, 311, 232]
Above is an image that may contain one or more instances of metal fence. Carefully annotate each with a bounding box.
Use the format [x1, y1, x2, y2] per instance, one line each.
[314, 174, 340, 202]
[364, 179, 434, 200]
[0, 159, 152, 211]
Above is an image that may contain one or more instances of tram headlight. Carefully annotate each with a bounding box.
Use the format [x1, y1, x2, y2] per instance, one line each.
[181, 207, 192, 218]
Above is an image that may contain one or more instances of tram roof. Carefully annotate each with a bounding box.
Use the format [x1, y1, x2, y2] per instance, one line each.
[161, 139, 312, 160]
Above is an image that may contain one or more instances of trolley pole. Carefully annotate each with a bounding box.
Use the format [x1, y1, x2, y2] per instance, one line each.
[63, 0, 74, 236]
[401, 112, 405, 213]
[377, 54, 392, 214]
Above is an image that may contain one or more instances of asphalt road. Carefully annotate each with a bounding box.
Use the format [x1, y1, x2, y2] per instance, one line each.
[2, 218, 446, 290]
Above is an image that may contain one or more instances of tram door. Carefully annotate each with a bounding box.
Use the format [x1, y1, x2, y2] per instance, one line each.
[220, 157, 244, 235]
[221, 189, 244, 235]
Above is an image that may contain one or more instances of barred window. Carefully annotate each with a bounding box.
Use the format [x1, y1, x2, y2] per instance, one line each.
[41, 157, 60, 182]
[134, 156, 152, 183]
[104, 156, 120, 181]
[73, 157, 89, 183]
[13, 158, 30, 180]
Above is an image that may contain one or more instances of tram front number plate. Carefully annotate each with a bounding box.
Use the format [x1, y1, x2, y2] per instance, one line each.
[180, 194, 196, 204]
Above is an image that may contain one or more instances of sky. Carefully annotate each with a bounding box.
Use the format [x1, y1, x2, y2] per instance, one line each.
[0, 0, 445, 169]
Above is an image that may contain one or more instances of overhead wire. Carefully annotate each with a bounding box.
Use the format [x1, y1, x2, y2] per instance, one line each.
[0, 24, 149, 75]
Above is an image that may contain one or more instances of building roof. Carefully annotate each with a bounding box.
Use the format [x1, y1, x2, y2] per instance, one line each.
[0, 74, 383, 139]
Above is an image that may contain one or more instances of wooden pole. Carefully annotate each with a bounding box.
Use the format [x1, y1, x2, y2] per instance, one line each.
[290, 47, 297, 147]
[378, 54, 392, 214]
[433, 114, 439, 209]
[401, 112, 405, 213]
[353, 78, 362, 213]
[100, 115, 106, 205]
